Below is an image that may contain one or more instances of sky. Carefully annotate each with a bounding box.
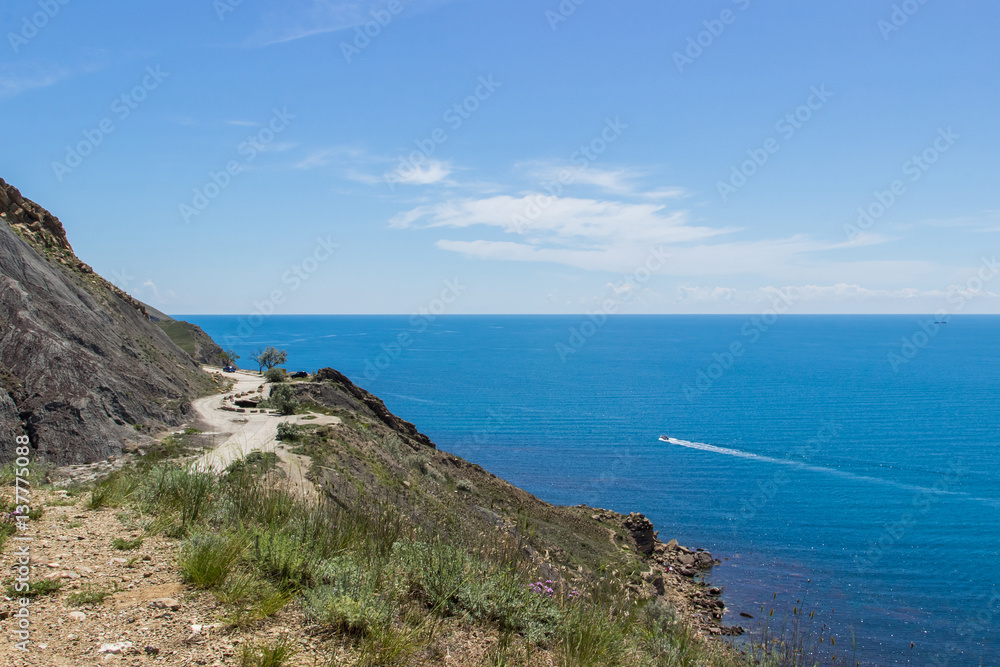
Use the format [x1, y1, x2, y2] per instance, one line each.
[1, 0, 999, 315]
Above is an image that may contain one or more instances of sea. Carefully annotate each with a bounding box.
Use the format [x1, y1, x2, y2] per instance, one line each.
[183, 314, 1000, 666]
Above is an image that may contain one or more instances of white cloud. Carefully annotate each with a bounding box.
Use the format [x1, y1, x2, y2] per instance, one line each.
[517, 162, 690, 200]
[391, 195, 727, 243]
[390, 160, 453, 186]
[0, 62, 71, 99]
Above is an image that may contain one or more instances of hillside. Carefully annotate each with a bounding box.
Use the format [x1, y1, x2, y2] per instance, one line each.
[0, 367, 762, 666]
[0, 178, 220, 464]
[144, 303, 225, 366]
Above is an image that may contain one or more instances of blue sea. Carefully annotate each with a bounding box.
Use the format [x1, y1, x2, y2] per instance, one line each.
[185, 314, 1000, 665]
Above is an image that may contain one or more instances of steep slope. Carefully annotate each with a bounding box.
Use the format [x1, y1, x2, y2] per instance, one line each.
[144, 303, 225, 366]
[0, 178, 217, 464]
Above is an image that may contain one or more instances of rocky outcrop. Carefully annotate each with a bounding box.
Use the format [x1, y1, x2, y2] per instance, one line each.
[0, 178, 216, 463]
[144, 304, 225, 366]
[585, 507, 739, 636]
[623, 512, 656, 555]
[298, 368, 434, 448]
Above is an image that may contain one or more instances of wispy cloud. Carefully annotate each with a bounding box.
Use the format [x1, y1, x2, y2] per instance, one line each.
[0, 62, 72, 100]
[517, 161, 690, 200]
[246, 0, 464, 47]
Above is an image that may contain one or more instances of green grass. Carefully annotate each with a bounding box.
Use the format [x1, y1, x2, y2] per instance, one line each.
[84, 430, 846, 667]
[239, 637, 297, 667]
[0, 522, 16, 551]
[178, 531, 246, 589]
[67, 584, 114, 606]
[7, 579, 61, 599]
[88, 469, 141, 509]
[112, 536, 144, 550]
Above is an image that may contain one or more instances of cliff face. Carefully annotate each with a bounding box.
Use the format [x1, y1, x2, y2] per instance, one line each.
[0, 178, 216, 464]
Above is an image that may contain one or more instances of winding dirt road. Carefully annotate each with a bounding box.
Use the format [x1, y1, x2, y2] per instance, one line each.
[190, 367, 340, 499]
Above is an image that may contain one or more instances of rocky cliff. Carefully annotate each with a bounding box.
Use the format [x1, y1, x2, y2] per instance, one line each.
[0, 178, 217, 464]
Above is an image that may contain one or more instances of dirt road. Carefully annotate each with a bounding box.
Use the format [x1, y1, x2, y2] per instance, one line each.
[191, 367, 339, 499]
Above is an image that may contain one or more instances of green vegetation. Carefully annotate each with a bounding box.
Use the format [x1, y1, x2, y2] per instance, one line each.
[264, 368, 287, 383]
[252, 346, 288, 372]
[7, 579, 61, 599]
[67, 584, 114, 606]
[218, 348, 241, 367]
[262, 384, 299, 416]
[58, 380, 841, 666]
[112, 536, 144, 550]
[156, 319, 202, 358]
[239, 637, 297, 667]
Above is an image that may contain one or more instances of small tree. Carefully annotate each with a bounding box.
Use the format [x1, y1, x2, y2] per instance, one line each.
[217, 349, 240, 367]
[266, 384, 298, 416]
[263, 368, 286, 383]
[252, 346, 288, 372]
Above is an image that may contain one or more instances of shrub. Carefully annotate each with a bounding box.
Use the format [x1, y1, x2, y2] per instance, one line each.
[276, 423, 300, 442]
[264, 385, 299, 416]
[263, 368, 287, 383]
[249, 528, 316, 590]
[305, 587, 387, 637]
[456, 478, 474, 493]
[179, 532, 246, 589]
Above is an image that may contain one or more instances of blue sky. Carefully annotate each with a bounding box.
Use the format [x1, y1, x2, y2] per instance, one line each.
[2, 0, 999, 314]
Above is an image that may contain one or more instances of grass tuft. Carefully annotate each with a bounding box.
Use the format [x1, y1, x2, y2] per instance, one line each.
[178, 531, 246, 589]
[112, 536, 144, 550]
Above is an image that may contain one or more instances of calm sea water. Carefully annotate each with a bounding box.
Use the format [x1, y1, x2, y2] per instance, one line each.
[185, 314, 1000, 665]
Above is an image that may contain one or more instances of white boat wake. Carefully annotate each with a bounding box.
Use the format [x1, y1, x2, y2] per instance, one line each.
[659, 437, 995, 504]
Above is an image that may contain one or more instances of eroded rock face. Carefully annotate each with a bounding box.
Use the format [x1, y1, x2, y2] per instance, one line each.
[0, 178, 215, 463]
[623, 512, 656, 555]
